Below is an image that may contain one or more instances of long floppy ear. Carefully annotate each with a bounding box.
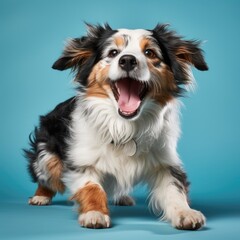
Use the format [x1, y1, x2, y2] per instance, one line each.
[152, 24, 208, 88]
[52, 23, 113, 71]
[52, 23, 114, 85]
[52, 37, 92, 71]
[175, 40, 208, 71]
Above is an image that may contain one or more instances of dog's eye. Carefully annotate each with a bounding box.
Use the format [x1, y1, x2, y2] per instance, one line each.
[144, 49, 156, 59]
[108, 49, 119, 58]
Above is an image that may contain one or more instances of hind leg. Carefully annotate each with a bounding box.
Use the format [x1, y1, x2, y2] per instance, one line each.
[114, 195, 135, 206]
[29, 154, 65, 206]
[29, 184, 55, 205]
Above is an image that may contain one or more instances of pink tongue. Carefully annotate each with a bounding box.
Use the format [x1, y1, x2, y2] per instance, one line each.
[117, 78, 141, 113]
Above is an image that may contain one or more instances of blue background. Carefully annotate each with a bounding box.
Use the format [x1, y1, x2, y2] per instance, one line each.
[1, 0, 240, 239]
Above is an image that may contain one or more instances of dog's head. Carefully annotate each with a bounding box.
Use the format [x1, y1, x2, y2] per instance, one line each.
[53, 23, 208, 119]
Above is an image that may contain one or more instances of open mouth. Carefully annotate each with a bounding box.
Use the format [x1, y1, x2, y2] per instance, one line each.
[111, 78, 148, 119]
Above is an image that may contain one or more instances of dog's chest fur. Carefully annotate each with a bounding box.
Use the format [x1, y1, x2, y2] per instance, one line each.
[66, 96, 181, 184]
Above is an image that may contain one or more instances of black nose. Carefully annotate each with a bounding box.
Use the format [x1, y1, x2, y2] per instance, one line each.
[119, 55, 137, 72]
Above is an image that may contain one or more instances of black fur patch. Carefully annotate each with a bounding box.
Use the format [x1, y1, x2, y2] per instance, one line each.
[24, 97, 76, 182]
[52, 23, 117, 86]
[169, 166, 190, 195]
[151, 24, 208, 96]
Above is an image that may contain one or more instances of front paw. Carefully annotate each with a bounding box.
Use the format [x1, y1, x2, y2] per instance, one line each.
[79, 211, 111, 229]
[172, 209, 206, 230]
[28, 196, 52, 206]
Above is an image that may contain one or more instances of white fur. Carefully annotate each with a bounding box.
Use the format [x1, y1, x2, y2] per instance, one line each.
[148, 167, 189, 219]
[171, 209, 206, 229]
[61, 83, 205, 228]
[29, 196, 52, 205]
[79, 211, 111, 228]
[33, 143, 54, 185]
[64, 94, 182, 202]
[104, 29, 159, 82]
[25, 25, 205, 229]
[38, 27, 204, 229]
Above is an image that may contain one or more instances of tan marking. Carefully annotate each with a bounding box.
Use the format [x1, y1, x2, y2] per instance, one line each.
[69, 50, 92, 59]
[71, 182, 109, 215]
[114, 36, 125, 48]
[176, 46, 192, 63]
[66, 50, 92, 69]
[86, 62, 111, 98]
[74, 50, 92, 62]
[141, 37, 161, 63]
[34, 184, 56, 198]
[151, 58, 162, 67]
[46, 156, 65, 193]
[140, 37, 152, 51]
[148, 62, 177, 105]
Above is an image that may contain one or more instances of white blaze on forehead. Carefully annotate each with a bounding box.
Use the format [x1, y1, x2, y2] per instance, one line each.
[103, 28, 153, 58]
[106, 29, 153, 82]
[114, 29, 152, 51]
[116, 29, 152, 38]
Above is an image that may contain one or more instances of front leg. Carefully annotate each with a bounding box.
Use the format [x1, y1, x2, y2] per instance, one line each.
[66, 169, 110, 229]
[149, 165, 205, 230]
[72, 182, 110, 228]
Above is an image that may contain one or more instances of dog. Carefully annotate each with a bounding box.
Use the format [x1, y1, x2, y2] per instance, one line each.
[25, 23, 208, 230]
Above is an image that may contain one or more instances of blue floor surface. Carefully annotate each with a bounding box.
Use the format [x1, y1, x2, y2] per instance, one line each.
[1, 197, 240, 240]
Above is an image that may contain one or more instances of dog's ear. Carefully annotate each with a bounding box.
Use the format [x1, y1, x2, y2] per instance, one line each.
[52, 23, 113, 71]
[52, 37, 92, 71]
[52, 23, 114, 85]
[152, 24, 208, 84]
[175, 40, 208, 71]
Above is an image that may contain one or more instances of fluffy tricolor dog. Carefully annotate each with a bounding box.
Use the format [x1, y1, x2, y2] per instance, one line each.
[25, 23, 208, 230]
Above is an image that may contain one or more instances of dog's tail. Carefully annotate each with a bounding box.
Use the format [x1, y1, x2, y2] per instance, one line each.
[23, 127, 39, 182]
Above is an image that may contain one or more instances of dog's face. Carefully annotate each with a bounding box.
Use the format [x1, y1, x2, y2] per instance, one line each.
[53, 24, 208, 119]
